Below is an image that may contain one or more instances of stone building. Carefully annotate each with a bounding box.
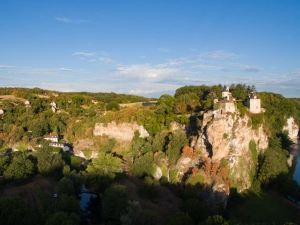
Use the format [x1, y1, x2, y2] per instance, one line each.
[221, 86, 231, 101]
[217, 86, 236, 113]
[247, 92, 261, 114]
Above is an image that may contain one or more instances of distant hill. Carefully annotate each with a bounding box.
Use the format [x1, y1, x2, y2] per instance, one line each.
[0, 87, 152, 104]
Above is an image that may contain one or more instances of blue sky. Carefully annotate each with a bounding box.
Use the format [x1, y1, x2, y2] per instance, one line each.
[0, 0, 300, 97]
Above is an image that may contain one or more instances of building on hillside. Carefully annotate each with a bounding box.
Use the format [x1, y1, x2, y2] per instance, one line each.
[44, 135, 59, 143]
[49, 143, 71, 152]
[25, 100, 31, 108]
[215, 86, 236, 113]
[247, 92, 261, 114]
[50, 101, 58, 113]
[92, 100, 98, 105]
[0, 109, 4, 116]
[221, 86, 231, 100]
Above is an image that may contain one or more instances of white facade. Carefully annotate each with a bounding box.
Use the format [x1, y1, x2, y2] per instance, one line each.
[222, 88, 231, 101]
[44, 136, 59, 143]
[0, 109, 4, 115]
[247, 94, 261, 114]
[49, 142, 71, 152]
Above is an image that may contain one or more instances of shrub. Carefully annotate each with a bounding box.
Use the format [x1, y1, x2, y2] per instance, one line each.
[106, 101, 120, 111]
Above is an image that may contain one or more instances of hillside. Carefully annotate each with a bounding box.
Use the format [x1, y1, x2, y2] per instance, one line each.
[0, 85, 300, 225]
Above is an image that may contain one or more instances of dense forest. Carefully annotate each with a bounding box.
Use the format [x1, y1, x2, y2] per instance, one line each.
[0, 85, 299, 225]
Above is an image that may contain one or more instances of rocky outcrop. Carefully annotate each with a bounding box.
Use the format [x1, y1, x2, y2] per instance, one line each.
[73, 138, 98, 159]
[283, 117, 299, 143]
[169, 121, 185, 132]
[93, 121, 149, 141]
[193, 110, 268, 192]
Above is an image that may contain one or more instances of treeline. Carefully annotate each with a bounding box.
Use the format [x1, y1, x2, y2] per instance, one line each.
[0, 87, 149, 104]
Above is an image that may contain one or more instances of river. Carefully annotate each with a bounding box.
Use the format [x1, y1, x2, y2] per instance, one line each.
[293, 143, 300, 185]
[79, 185, 98, 220]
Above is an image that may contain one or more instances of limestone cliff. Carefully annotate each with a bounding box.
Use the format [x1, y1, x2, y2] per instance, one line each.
[93, 121, 149, 141]
[283, 117, 299, 143]
[190, 110, 268, 192]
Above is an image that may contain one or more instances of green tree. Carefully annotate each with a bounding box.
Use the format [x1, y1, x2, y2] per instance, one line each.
[205, 215, 229, 225]
[87, 152, 122, 179]
[166, 130, 188, 164]
[57, 177, 75, 196]
[56, 195, 80, 214]
[131, 152, 156, 177]
[103, 184, 129, 225]
[157, 94, 175, 114]
[30, 118, 49, 137]
[0, 197, 39, 225]
[36, 146, 64, 175]
[4, 153, 34, 180]
[0, 155, 10, 175]
[121, 201, 159, 225]
[258, 138, 289, 184]
[258, 148, 289, 184]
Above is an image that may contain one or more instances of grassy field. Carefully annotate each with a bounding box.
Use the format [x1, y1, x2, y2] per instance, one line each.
[228, 191, 300, 224]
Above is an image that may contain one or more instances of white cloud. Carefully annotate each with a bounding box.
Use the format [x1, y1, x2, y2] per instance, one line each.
[0, 64, 15, 69]
[117, 64, 178, 80]
[202, 50, 238, 60]
[72, 51, 96, 57]
[59, 67, 73, 71]
[72, 52, 114, 64]
[55, 17, 89, 24]
[98, 56, 114, 64]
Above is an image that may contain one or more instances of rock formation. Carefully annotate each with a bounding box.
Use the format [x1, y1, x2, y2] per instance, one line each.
[93, 121, 149, 142]
[283, 117, 299, 143]
[191, 110, 268, 192]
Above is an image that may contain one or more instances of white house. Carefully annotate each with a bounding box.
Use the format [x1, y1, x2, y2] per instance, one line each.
[0, 109, 4, 116]
[44, 135, 59, 143]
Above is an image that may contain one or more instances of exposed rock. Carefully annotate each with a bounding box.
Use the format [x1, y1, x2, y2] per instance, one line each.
[153, 166, 163, 180]
[194, 110, 268, 192]
[73, 138, 97, 159]
[283, 117, 299, 143]
[176, 147, 201, 179]
[93, 121, 149, 141]
[169, 121, 185, 132]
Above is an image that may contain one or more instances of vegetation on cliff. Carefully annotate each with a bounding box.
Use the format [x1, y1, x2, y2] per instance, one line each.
[0, 86, 299, 225]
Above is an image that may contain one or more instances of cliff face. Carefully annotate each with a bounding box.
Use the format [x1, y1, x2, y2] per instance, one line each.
[283, 117, 299, 143]
[191, 110, 268, 192]
[93, 121, 149, 141]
